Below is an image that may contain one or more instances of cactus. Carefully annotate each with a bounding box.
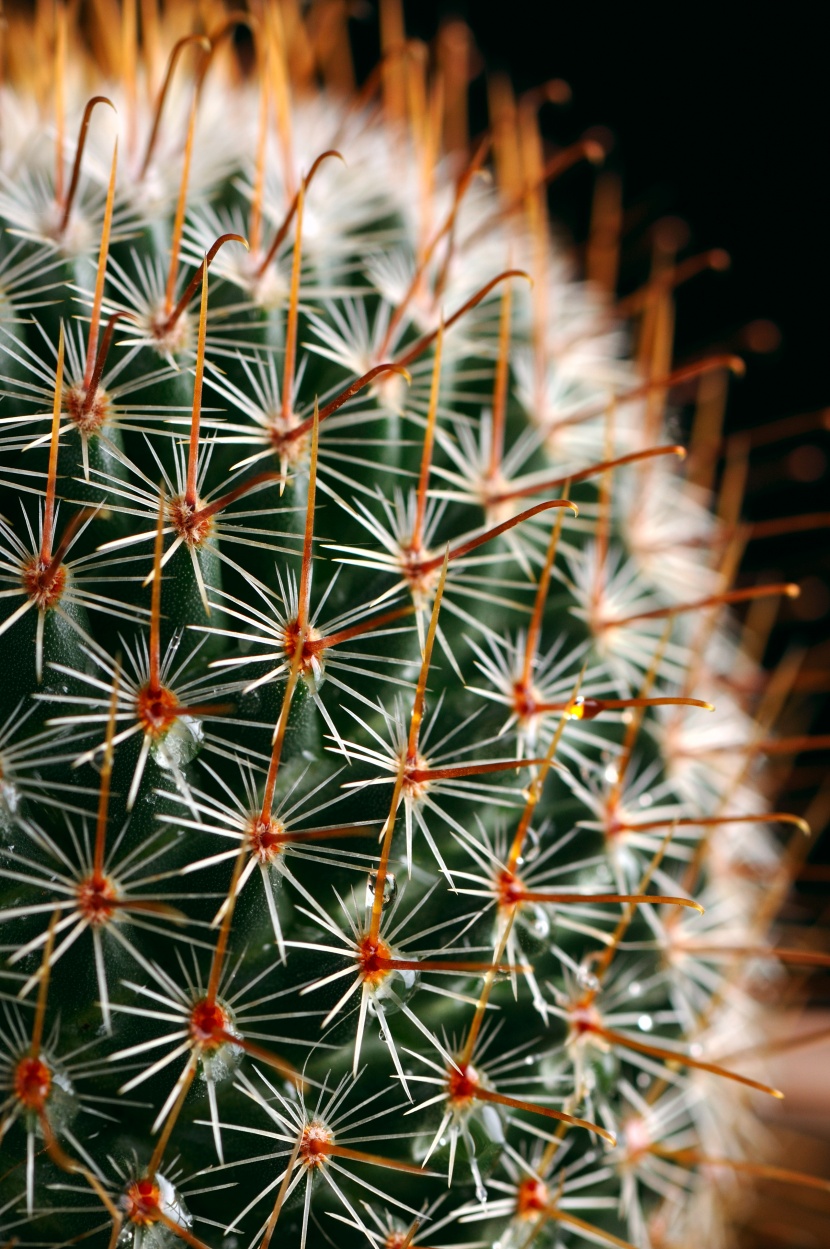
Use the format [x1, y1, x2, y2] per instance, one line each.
[0, 5, 825, 1248]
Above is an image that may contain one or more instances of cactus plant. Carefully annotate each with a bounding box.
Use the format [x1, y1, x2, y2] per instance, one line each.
[0, 4, 825, 1248]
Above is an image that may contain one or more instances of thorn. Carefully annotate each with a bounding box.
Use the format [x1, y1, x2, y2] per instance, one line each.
[58, 97, 116, 237]
[256, 149, 344, 279]
[162, 234, 248, 340]
[93, 662, 120, 880]
[488, 444, 685, 506]
[82, 135, 118, 391]
[601, 583, 800, 630]
[139, 34, 211, 179]
[281, 182, 305, 424]
[414, 498, 577, 577]
[411, 321, 443, 554]
[395, 269, 532, 370]
[40, 325, 65, 566]
[148, 491, 165, 696]
[184, 253, 214, 509]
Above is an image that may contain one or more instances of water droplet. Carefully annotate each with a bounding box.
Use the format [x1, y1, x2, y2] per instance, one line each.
[603, 763, 620, 784]
[365, 871, 397, 907]
[637, 1071, 650, 1088]
[576, 964, 600, 992]
[637, 1014, 653, 1032]
[530, 906, 550, 939]
[689, 1042, 703, 1058]
[638, 792, 654, 808]
[152, 714, 203, 770]
[475, 1184, 488, 1205]
[628, 981, 642, 997]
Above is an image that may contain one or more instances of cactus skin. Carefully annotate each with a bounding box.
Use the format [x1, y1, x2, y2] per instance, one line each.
[0, 5, 824, 1249]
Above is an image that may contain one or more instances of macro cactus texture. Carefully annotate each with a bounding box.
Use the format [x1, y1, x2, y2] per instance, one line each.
[0, 4, 826, 1248]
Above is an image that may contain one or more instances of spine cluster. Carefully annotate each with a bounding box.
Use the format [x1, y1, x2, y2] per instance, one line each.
[0, 4, 824, 1248]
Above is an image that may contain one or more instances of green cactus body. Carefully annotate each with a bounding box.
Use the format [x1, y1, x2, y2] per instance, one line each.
[0, 5, 821, 1249]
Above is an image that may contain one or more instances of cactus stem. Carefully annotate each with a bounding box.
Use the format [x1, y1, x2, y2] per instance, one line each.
[0, 7, 819, 1238]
